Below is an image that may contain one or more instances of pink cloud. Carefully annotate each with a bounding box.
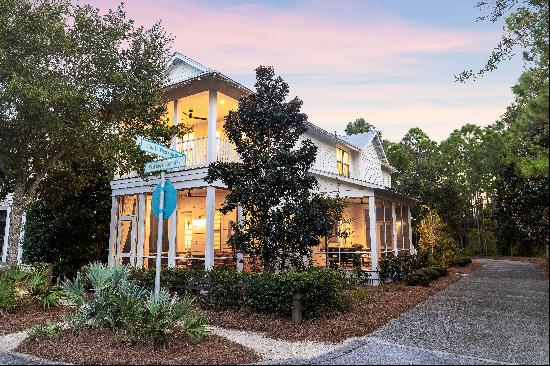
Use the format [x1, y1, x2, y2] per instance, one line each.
[87, 0, 514, 141]
[91, 0, 497, 74]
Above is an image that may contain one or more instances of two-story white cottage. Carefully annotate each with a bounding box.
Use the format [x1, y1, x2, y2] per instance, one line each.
[108, 53, 415, 280]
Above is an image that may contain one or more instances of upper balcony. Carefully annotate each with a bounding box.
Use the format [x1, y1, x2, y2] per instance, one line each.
[176, 136, 239, 167]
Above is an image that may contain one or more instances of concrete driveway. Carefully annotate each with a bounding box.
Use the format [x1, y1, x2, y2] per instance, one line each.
[307, 259, 549, 365]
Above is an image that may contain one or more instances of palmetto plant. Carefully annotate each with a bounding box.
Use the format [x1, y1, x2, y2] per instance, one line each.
[62, 262, 208, 346]
[144, 289, 208, 346]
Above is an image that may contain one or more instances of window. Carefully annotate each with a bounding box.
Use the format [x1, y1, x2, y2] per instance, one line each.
[376, 198, 394, 255]
[337, 148, 350, 177]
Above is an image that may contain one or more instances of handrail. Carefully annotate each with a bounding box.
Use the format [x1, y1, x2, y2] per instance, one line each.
[176, 137, 240, 166]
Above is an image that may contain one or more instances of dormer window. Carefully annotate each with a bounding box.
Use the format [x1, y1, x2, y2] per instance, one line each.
[337, 148, 350, 177]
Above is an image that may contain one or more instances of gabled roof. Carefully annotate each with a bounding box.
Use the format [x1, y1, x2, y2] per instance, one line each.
[339, 130, 394, 171]
[305, 122, 360, 152]
[164, 52, 251, 94]
[339, 131, 377, 150]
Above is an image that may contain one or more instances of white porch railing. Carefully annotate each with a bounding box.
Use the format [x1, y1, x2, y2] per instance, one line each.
[177, 137, 208, 166]
[176, 137, 240, 167]
[217, 137, 240, 163]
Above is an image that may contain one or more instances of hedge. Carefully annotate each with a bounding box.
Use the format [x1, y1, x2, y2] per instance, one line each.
[126, 267, 349, 319]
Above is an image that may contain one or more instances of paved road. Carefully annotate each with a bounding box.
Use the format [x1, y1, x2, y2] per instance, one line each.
[0, 351, 52, 365]
[307, 259, 549, 365]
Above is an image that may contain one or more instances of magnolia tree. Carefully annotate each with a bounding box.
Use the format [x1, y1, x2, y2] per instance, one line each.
[0, 0, 186, 264]
[206, 66, 345, 272]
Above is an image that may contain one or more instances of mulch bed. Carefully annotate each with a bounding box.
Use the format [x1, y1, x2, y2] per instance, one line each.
[206, 262, 483, 343]
[16, 327, 260, 365]
[0, 302, 69, 336]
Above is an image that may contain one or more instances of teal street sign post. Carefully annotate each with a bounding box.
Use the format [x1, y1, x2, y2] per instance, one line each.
[140, 137, 186, 298]
[140, 138, 184, 159]
[144, 156, 187, 174]
[152, 180, 177, 219]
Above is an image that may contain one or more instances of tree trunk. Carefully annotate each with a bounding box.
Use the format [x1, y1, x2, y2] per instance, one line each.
[6, 189, 27, 265]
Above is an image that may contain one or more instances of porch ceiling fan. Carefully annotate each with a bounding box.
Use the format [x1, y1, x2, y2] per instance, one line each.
[182, 109, 207, 121]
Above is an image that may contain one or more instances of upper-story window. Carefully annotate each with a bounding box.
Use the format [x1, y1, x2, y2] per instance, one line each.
[337, 148, 350, 177]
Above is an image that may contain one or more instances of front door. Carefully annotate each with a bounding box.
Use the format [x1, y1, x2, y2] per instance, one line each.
[117, 215, 137, 266]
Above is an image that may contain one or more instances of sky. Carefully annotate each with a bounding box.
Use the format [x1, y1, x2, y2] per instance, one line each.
[92, 0, 524, 142]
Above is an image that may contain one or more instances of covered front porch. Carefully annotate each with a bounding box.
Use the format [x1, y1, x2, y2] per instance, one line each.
[312, 192, 414, 277]
[109, 187, 238, 270]
[109, 186, 414, 278]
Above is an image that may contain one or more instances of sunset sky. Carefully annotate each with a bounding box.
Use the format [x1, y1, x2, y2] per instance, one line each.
[93, 0, 523, 142]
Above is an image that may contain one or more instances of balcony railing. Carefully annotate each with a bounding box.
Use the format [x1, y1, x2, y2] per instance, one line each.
[176, 137, 240, 167]
[217, 138, 240, 163]
[177, 137, 207, 166]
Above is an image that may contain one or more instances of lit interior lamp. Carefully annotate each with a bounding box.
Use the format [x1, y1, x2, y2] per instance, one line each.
[193, 216, 206, 231]
[220, 99, 225, 105]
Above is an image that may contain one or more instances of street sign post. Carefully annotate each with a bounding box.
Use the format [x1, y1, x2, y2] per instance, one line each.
[140, 138, 184, 159]
[152, 180, 177, 219]
[140, 138, 186, 298]
[144, 156, 187, 174]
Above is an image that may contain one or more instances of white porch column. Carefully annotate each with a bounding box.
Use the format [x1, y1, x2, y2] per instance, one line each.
[205, 186, 216, 270]
[368, 196, 379, 284]
[136, 194, 146, 267]
[207, 90, 217, 164]
[1, 206, 11, 262]
[236, 204, 244, 272]
[408, 206, 415, 254]
[172, 99, 179, 150]
[168, 195, 177, 268]
[108, 196, 117, 266]
[17, 212, 26, 265]
[204, 90, 218, 271]
[392, 202, 398, 256]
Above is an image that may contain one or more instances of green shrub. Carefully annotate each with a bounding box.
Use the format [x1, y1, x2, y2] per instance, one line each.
[448, 256, 472, 267]
[405, 270, 430, 286]
[422, 267, 440, 281]
[27, 321, 63, 340]
[350, 287, 372, 302]
[205, 269, 246, 310]
[379, 254, 423, 283]
[129, 267, 206, 296]
[143, 290, 208, 346]
[39, 285, 64, 309]
[244, 269, 349, 319]
[431, 266, 449, 278]
[27, 266, 51, 298]
[0, 281, 17, 313]
[0, 263, 61, 312]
